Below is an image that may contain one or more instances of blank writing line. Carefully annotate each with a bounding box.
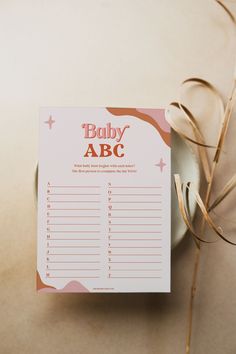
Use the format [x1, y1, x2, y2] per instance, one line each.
[110, 239, 161, 241]
[111, 194, 162, 196]
[48, 253, 99, 255]
[47, 261, 100, 263]
[48, 216, 100, 218]
[49, 201, 100, 203]
[48, 276, 99, 278]
[112, 193, 161, 197]
[50, 186, 101, 188]
[49, 239, 100, 241]
[111, 224, 162, 226]
[48, 269, 100, 271]
[109, 276, 161, 279]
[110, 201, 161, 204]
[108, 261, 162, 264]
[110, 231, 161, 234]
[109, 187, 162, 189]
[48, 251, 100, 254]
[110, 269, 161, 271]
[110, 217, 161, 219]
[112, 209, 161, 211]
[110, 254, 162, 256]
[49, 209, 100, 210]
[48, 224, 100, 226]
[109, 247, 162, 249]
[50, 231, 100, 233]
[48, 246, 100, 248]
[49, 194, 100, 196]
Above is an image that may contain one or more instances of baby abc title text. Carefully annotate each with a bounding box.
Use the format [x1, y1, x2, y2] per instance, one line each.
[81, 123, 130, 158]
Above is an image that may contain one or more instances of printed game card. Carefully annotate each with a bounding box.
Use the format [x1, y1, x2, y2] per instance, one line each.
[37, 107, 171, 292]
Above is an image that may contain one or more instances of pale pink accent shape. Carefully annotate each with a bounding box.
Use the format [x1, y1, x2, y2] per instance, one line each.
[136, 109, 170, 133]
[44, 115, 55, 130]
[155, 158, 166, 172]
[38, 280, 89, 293]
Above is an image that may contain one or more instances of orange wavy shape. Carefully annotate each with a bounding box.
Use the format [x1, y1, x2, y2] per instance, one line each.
[106, 107, 170, 146]
[36, 271, 55, 290]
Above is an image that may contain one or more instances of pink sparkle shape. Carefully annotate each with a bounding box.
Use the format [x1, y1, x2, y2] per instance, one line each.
[44, 116, 55, 130]
[155, 158, 166, 172]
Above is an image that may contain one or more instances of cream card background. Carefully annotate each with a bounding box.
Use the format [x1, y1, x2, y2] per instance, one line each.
[38, 108, 171, 292]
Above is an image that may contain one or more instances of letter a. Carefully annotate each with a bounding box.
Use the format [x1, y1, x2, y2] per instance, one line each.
[84, 144, 98, 157]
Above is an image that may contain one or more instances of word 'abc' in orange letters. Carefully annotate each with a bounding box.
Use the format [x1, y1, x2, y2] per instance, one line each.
[84, 143, 124, 158]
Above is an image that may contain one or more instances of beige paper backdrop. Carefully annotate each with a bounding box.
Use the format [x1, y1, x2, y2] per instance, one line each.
[0, 1, 236, 353]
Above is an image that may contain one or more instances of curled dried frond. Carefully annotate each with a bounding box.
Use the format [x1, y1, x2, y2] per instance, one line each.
[174, 174, 236, 246]
[208, 174, 236, 211]
[215, 0, 236, 25]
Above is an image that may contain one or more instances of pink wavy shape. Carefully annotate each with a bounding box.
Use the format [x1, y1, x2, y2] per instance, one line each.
[136, 108, 170, 133]
[38, 280, 89, 293]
